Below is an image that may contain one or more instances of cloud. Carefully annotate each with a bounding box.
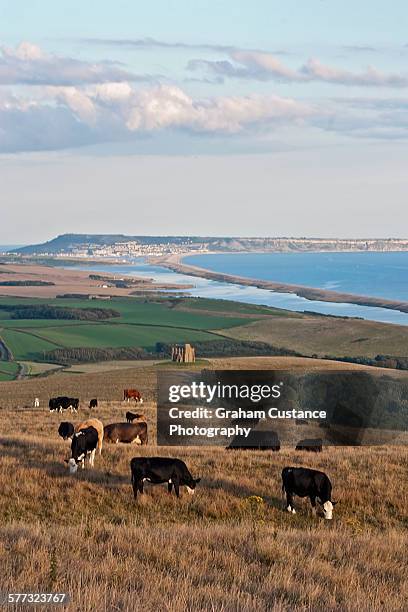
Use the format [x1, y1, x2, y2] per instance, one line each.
[312, 96, 408, 140]
[188, 50, 408, 88]
[78, 37, 289, 56]
[0, 83, 315, 153]
[188, 52, 303, 82]
[341, 45, 379, 53]
[0, 41, 153, 86]
[302, 58, 408, 87]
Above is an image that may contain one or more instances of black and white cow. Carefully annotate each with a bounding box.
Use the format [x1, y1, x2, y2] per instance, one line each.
[89, 398, 98, 409]
[130, 457, 201, 499]
[282, 467, 337, 520]
[65, 426, 98, 474]
[58, 421, 75, 440]
[49, 397, 79, 413]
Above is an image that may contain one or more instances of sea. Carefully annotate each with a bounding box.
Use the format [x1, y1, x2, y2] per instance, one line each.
[71, 251, 408, 326]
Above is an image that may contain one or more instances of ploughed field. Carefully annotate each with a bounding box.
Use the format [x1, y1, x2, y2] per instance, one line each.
[0, 361, 407, 611]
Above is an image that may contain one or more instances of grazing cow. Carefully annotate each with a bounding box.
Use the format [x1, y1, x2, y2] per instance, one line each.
[49, 397, 79, 413]
[75, 418, 104, 455]
[228, 430, 280, 451]
[130, 457, 201, 499]
[65, 426, 98, 474]
[104, 422, 148, 445]
[282, 467, 337, 520]
[126, 411, 146, 423]
[123, 389, 143, 403]
[295, 438, 323, 453]
[58, 421, 75, 440]
[89, 398, 98, 409]
[34, 397, 40, 408]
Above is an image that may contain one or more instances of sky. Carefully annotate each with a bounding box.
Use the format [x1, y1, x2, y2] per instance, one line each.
[1, 0, 407, 243]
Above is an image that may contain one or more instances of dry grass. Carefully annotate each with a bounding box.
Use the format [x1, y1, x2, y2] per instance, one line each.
[0, 360, 407, 610]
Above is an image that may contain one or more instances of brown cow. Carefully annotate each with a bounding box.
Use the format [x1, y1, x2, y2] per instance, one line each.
[104, 422, 148, 445]
[123, 389, 143, 403]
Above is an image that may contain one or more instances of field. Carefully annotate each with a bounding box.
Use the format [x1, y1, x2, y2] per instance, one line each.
[2, 294, 408, 381]
[223, 314, 408, 358]
[0, 296, 266, 367]
[0, 359, 408, 612]
[0, 360, 20, 381]
[0, 359, 407, 610]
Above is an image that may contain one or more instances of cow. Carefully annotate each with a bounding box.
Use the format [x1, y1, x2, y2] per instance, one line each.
[34, 397, 40, 408]
[65, 426, 98, 474]
[123, 389, 143, 403]
[282, 467, 337, 520]
[130, 457, 201, 499]
[295, 438, 323, 453]
[58, 421, 75, 440]
[126, 411, 146, 423]
[75, 418, 104, 455]
[228, 430, 280, 451]
[89, 399, 98, 409]
[49, 397, 79, 413]
[104, 422, 148, 445]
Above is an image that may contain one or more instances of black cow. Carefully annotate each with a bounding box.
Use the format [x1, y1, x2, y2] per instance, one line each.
[49, 397, 79, 413]
[228, 430, 280, 451]
[282, 467, 337, 519]
[126, 411, 145, 423]
[89, 399, 98, 409]
[58, 422, 74, 440]
[130, 457, 201, 499]
[65, 426, 98, 474]
[295, 438, 323, 452]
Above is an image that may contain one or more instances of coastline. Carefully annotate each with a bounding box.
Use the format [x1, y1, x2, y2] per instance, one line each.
[153, 252, 408, 315]
[0, 263, 192, 298]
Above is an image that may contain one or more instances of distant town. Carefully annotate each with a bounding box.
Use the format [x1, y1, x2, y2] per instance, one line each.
[39, 239, 208, 259]
[4, 234, 408, 260]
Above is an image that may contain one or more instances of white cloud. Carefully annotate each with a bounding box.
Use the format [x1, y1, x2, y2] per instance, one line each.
[189, 50, 408, 88]
[0, 41, 149, 86]
[0, 83, 315, 152]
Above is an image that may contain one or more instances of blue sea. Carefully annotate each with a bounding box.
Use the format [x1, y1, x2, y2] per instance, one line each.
[73, 251, 408, 326]
[185, 252, 408, 302]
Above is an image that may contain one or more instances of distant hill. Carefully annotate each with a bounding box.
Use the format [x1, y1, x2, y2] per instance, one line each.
[11, 233, 408, 255]
[12, 234, 207, 255]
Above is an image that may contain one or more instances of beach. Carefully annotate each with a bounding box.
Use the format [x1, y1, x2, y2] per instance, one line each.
[154, 253, 408, 315]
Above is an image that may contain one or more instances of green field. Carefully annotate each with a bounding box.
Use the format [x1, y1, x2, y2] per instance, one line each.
[0, 360, 20, 381]
[0, 296, 273, 363]
[1, 294, 404, 370]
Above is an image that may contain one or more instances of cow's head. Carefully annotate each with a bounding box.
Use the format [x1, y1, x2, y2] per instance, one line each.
[185, 478, 201, 495]
[64, 432, 86, 474]
[65, 457, 78, 474]
[64, 452, 85, 474]
[317, 498, 337, 519]
[58, 422, 74, 440]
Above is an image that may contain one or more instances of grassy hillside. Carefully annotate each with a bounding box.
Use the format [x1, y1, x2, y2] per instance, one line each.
[0, 360, 20, 381]
[0, 361, 407, 611]
[223, 314, 408, 358]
